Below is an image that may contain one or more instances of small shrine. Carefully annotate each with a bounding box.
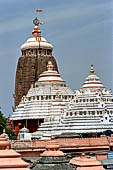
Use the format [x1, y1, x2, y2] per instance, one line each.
[0, 130, 29, 170]
[33, 136, 74, 170]
[70, 153, 105, 170]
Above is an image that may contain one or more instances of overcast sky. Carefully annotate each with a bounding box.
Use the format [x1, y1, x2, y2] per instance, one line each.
[0, 0, 112, 117]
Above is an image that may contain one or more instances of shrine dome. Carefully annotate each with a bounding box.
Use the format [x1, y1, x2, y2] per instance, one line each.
[37, 61, 65, 85]
[21, 17, 53, 51]
[81, 65, 104, 91]
[27, 61, 73, 97]
[21, 37, 53, 50]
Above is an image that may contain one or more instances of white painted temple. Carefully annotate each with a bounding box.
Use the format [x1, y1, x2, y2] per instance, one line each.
[32, 65, 113, 139]
[11, 61, 74, 134]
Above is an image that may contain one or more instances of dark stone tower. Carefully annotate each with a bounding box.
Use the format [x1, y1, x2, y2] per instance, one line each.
[14, 15, 58, 107]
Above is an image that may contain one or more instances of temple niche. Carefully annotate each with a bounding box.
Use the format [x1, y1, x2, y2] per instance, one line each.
[14, 15, 58, 107]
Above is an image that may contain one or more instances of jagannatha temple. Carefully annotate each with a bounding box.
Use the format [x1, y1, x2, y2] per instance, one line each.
[10, 12, 113, 141]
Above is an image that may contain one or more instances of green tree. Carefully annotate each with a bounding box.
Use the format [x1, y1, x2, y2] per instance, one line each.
[0, 110, 16, 140]
[5, 128, 16, 140]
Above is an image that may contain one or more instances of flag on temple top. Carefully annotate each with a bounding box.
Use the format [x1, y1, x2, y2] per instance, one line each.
[36, 10, 44, 12]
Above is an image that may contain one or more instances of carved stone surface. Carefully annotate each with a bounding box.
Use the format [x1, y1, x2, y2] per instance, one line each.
[14, 54, 58, 106]
[33, 159, 75, 170]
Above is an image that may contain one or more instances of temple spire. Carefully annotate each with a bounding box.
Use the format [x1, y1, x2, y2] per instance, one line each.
[32, 10, 45, 40]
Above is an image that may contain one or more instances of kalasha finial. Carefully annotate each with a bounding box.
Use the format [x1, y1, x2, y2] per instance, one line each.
[32, 10, 45, 40]
[90, 64, 94, 74]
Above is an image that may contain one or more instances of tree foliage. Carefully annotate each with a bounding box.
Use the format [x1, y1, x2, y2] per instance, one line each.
[0, 110, 16, 140]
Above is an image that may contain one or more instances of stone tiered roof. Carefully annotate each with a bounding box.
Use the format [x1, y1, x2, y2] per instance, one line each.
[0, 131, 29, 170]
[12, 61, 73, 122]
[81, 65, 104, 91]
[33, 65, 113, 139]
[33, 136, 74, 170]
[70, 153, 104, 170]
[41, 136, 66, 157]
[32, 114, 113, 139]
[37, 61, 65, 84]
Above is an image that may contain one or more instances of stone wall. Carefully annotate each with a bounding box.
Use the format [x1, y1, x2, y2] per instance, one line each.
[11, 137, 109, 157]
[11, 137, 109, 148]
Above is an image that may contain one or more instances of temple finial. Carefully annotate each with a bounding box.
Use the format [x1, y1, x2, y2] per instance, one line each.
[32, 10, 45, 40]
[90, 64, 94, 74]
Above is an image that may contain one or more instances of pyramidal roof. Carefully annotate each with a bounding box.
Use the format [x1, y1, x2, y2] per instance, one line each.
[36, 61, 65, 85]
[27, 61, 73, 97]
[0, 131, 29, 170]
[81, 65, 104, 91]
